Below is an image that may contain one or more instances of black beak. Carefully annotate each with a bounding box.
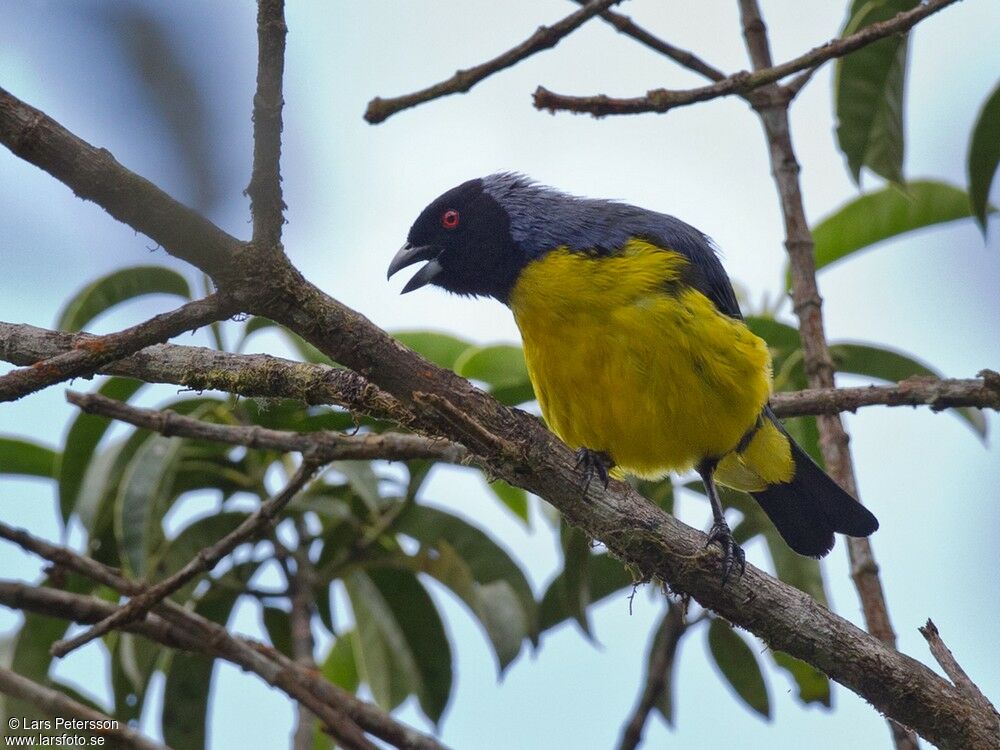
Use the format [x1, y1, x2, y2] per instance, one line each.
[387, 243, 443, 293]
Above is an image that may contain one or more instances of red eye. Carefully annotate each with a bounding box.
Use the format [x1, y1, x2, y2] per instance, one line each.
[441, 209, 460, 229]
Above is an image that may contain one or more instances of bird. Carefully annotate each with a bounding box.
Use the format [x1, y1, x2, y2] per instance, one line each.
[387, 173, 878, 581]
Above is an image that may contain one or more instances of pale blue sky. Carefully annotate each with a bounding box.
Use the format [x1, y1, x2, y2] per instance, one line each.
[1, 2, 998, 748]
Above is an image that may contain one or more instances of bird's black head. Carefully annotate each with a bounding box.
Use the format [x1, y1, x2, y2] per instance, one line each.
[387, 178, 526, 302]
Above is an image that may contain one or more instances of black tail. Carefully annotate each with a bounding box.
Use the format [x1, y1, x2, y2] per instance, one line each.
[750, 413, 878, 557]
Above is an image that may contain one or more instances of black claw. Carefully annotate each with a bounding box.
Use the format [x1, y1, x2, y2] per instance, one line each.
[574, 448, 613, 493]
[706, 521, 747, 585]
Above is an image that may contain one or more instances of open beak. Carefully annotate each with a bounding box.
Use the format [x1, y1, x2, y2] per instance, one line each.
[387, 243, 443, 293]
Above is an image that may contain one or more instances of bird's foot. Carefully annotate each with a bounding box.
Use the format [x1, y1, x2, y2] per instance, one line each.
[574, 448, 613, 493]
[706, 521, 746, 585]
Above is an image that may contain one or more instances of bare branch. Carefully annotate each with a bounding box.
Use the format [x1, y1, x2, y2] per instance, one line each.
[533, 0, 960, 116]
[66, 389, 470, 464]
[0, 294, 237, 403]
[736, 1, 922, 748]
[50, 459, 321, 658]
[0, 87, 242, 280]
[364, 0, 626, 124]
[0, 666, 171, 750]
[247, 0, 287, 249]
[919, 619, 1000, 727]
[290, 517, 319, 750]
[570, 0, 725, 81]
[0, 528, 441, 750]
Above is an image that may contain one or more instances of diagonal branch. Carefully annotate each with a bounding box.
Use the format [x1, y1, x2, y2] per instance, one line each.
[66, 389, 469, 464]
[50, 459, 321, 658]
[0, 666, 171, 750]
[735, 1, 920, 748]
[533, 0, 960, 117]
[0, 293, 237, 403]
[247, 0, 287, 249]
[919, 619, 1000, 727]
[0, 541, 445, 750]
[364, 0, 626, 124]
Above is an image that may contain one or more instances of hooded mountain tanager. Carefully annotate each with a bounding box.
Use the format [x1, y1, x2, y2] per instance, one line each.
[388, 173, 878, 581]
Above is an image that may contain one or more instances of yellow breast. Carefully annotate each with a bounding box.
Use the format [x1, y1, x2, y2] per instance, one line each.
[508, 240, 772, 479]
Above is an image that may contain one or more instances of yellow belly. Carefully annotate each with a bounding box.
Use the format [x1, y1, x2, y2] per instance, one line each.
[508, 242, 772, 479]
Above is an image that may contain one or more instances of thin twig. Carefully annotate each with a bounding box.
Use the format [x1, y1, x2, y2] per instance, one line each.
[0, 294, 237, 403]
[570, 0, 725, 81]
[246, 0, 287, 249]
[618, 602, 688, 750]
[364, 0, 626, 123]
[919, 619, 1000, 727]
[534, 0, 959, 116]
[0, 529, 438, 750]
[0, 666, 171, 750]
[736, 1, 920, 748]
[66, 389, 469, 463]
[291, 517, 319, 750]
[50, 459, 322, 657]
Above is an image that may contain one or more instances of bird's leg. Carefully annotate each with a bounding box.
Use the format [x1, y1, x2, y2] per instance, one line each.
[697, 460, 746, 585]
[575, 448, 613, 493]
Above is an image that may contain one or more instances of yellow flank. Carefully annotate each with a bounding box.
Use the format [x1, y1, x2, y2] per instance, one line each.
[509, 240, 787, 485]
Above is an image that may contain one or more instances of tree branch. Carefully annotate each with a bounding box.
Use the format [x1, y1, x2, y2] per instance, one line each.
[569, 0, 725, 81]
[363, 0, 626, 124]
[50, 459, 321, 658]
[247, 0, 287, 249]
[736, 1, 920, 748]
[290, 517, 319, 750]
[2, 78, 997, 746]
[0, 294, 237, 403]
[0, 666, 171, 750]
[919, 619, 1000, 728]
[65, 389, 469, 464]
[0, 529, 445, 750]
[533, 0, 960, 117]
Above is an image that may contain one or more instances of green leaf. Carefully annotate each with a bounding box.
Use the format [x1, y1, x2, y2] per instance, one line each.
[345, 568, 453, 723]
[150, 511, 250, 603]
[162, 564, 252, 750]
[109, 632, 161, 724]
[115, 435, 185, 577]
[59, 378, 145, 523]
[835, 0, 917, 183]
[455, 344, 534, 404]
[829, 342, 987, 439]
[395, 505, 537, 647]
[320, 633, 360, 693]
[744, 316, 801, 353]
[707, 618, 771, 719]
[56, 265, 191, 332]
[772, 650, 831, 706]
[486, 479, 530, 524]
[539, 553, 635, 633]
[262, 606, 293, 658]
[0, 437, 57, 479]
[392, 331, 471, 369]
[331, 461, 382, 514]
[558, 522, 594, 636]
[968, 81, 1000, 232]
[805, 181, 983, 281]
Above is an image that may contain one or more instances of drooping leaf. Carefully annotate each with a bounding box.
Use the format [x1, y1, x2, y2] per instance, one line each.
[745, 316, 801, 353]
[539, 553, 635, 633]
[835, 0, 917, 183]
[115, 435, 185, 577]
[392, 331, 472, 369]
[829, 342, 987, 438]
[558, 522, 594, 636]
[648, 605, 687, 726]
[394, 505, 537, 646]
[56, 265, 191, 333]
[262, 606, 293, 659]
[486, 479, 530, 524]
[320, 633, 360, 693]
[330, 461, 383, 514]
[707, 618, 771, 719]
[162, 564, 253, 750]
[802, 181, 984, 282]
[59, 378, 145, 523]
[109, 632, 161, 724]
[772, 650, 832, 706]
[968, 82, 1000, 232]
[0, 437, 57, 479]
